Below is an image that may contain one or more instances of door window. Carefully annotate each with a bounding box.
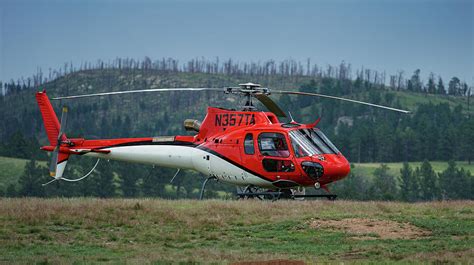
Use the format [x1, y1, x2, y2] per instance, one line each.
[244, 133, 255, 155]
[258, 132, 290, 157]
[262, 159, 295, 172]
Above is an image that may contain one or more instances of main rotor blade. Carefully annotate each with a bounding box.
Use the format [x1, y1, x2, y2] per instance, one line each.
[52, 88, 224, 100]
[254, 94, 287, 117]
[272, 90, 411, 114]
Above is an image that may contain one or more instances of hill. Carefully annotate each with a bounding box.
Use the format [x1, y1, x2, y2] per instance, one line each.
[0, 68, 472, 199]
[1, 69, 472, 138]
[0, 198, 472, 264]
[0, 66, 474, 198]
[1, 69, 472, 160]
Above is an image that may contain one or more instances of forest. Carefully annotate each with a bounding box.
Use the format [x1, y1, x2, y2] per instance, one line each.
[0, 57, 472, 200]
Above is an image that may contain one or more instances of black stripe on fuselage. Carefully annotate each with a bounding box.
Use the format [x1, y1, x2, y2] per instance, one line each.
[96, 140, 197, 150]
[195, 145, 273, 183]
[95, 140, 273, 183]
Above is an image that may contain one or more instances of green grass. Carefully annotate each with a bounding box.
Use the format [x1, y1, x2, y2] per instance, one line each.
[354, 90, 473, 115]
[0, 156, 26, 190]
[0, 199, 472, 264]
[352, 161, 474, 178]
[389, 91, 474, 115]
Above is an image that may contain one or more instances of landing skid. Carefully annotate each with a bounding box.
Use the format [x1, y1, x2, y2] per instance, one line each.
[236, 186, 337, 201]
[293, 194, 337, 200]
[236, 192, 337, 201]
[237, 191, 283, 201]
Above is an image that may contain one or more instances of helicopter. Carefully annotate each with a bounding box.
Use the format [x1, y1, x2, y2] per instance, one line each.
[35, 82, 410, 200]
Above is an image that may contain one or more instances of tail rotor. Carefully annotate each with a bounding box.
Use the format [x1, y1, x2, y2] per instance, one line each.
[45, 106, 69, 185]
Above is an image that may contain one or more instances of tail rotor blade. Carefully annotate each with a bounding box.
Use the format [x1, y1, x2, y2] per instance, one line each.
[58, 106, 68, 140]
[51, 106, 68, 177]
[49, 147, 58, 177]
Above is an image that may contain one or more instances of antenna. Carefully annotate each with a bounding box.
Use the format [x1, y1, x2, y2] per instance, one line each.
[288, 111, 295, 123]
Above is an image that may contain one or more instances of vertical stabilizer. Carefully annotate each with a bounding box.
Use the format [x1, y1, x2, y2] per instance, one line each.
[35, 91, 60, 145]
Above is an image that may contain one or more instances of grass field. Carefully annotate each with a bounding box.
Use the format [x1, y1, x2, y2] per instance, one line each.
[384, 91, 473, 115]
[0, 199, 472, 264]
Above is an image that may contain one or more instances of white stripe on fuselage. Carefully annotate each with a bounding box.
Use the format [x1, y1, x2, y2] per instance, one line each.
[73, 145, 273, 187]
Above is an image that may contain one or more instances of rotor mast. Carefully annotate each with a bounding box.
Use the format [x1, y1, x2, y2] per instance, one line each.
[239, 82, 261, 111]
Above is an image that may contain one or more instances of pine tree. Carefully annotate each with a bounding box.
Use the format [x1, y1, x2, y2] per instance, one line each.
[457, 169, 473, 200]
[439, 160, 457, 199]
[409, 69, 422, 92]
[448, 77, 461, 95]
[399, 162, 413, 201]
[437, 77, 446, 95]
[332, 169, 370, 200]
[371, 164, 398, 200]
[460, 119, 474, 164]
[142, 168, 160, 197]
[419, 160, 440, 200]
[6, 184, 17, 197]
[95, 162, 115, 198]
[18, 158, 45, 197]
[410, 167, 422, 201]
[427, 73, 436, 94]
[119, 163, 139, 197]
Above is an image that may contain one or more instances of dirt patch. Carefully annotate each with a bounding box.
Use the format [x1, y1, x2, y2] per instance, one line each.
[309, 218, 430, 240]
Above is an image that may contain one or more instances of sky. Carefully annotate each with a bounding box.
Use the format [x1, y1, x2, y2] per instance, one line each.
[1, 0, 473, 84]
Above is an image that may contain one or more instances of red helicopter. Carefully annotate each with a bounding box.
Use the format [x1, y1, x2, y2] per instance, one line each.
[36, 83, 409, 200]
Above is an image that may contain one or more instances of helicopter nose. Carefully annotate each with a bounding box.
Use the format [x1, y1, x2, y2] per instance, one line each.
[340, 158, 351, 177]
[318, 154, 350, 178]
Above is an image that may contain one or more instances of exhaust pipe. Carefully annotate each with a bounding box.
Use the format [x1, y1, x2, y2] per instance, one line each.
[184, 119, 201, 132]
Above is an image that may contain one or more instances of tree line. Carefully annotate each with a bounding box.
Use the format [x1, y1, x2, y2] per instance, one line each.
[2, 57, 471, 97]
[2, 155, 471, 201]
[0, 113, 471, 200]
[332, 160, 472, 201]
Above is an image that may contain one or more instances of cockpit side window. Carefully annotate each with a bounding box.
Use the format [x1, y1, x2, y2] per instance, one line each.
[258, 132, 290, 158]
[289, 128, 340, 156]
[244, 133, 255, 155]
[289, 130, 321, 157]
[313, 129, 340, 154]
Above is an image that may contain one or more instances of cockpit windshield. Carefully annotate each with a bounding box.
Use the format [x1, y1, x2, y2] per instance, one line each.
[289, 128, 340, 157]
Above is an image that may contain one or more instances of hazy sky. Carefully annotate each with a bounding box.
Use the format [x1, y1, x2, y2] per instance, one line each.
[1, 0, 473, 84]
